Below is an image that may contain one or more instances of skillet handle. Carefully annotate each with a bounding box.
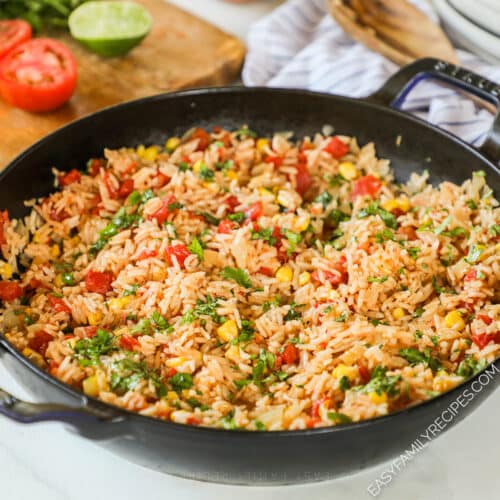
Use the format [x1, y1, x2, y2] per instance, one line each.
[367, 57, 500, 164]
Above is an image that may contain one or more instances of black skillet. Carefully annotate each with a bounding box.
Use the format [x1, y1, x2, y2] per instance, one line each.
[0, 58, 499, 485]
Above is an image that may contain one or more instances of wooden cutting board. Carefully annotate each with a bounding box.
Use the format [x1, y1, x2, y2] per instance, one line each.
[0, 0, 246, 168]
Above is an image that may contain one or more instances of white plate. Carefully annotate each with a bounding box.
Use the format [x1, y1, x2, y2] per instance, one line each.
[433, 0, 500, 63]
[448, 0, 500, 36]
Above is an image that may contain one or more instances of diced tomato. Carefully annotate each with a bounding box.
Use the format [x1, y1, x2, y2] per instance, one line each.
[220, 132, 232, 148]
[166, 367, 177, 377]
[136, 249, 158, 260]
[81, 326, 98, 338]
[87, 159, 101, 177]
[0, 20, 32, 60]
[28, 331, 52, 356]
[258, 266, 273, 277]
[59, 169, 81, 187]
[155, 170, 170, 188]
[391, 208, 405, 218]
[28, 278, 44, 290]
[265, 155, 283, 168]
[218, 219, 236, 234]
[294, 162, 312, 196]
[274, 354, 283, 369]
[282, 343, 299, 365]
[49, 359, 59, 376]
[464, 269, 478, 281]
[477, 314, 492, 325]
[165, 244, 191, 268]
[357, 240, 371, 253]
[186, 416, 201, 426]
[224, 195, 240, 213]
[305, 416, 321, 428]
[272, 226, 283, 248]
[300, 140, 314, 151]
[85, 270, 114, 294]
[0, 281, 23, 301]
[0, 38, 77, 112]
[103, 171, 118, 199]
[245, 201, 263, 221]
[120, 335, 140, 351]
[358, 364, 371, 384]
[311, 269, 347, 287]
[191, 128, 210, 151]
[213, 126, 222, 133]
[0, 210, 9, 245]
[117, 178, 134, 198]
[149, 195, 177, 226]
[351, 175, 382, 198]
[311, 396, 328, 418]
[323, 136, 349, 158]
[254, 333, 264, 344]
[471, 333, 492, 350]
[49, 208, 69, 222]
[397, 225, 417, 241]
[48, 295, 71, 314]
[122, 161, 137, 176]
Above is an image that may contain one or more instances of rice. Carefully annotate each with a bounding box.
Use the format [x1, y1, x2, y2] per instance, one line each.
[0, 125, 498, 431]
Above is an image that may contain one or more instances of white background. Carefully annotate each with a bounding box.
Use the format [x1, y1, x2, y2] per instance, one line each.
[1, 1, 499, 499]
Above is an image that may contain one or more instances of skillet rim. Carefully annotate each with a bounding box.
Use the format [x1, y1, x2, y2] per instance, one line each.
[0, 85, 499, 437]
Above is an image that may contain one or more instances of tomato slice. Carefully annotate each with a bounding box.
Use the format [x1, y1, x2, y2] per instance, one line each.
[0, 38, 77, 112]
[0, 20, 32, 60]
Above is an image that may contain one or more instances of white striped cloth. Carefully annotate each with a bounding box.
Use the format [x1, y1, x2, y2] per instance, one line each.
[242, 0, 500, 146]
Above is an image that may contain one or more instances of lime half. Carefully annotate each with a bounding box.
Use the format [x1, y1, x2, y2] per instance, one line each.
[69, 1, 152, 57]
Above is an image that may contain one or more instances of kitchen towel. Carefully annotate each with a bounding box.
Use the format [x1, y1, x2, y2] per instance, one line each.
[242, 0, 500, 146]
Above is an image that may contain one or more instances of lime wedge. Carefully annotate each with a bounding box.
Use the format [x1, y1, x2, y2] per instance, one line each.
[69, 1, 152, 57]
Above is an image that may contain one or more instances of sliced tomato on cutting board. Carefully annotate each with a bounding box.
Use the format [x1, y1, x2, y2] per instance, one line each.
[0, 38, 77, 112]
[0, 20, 32, 60]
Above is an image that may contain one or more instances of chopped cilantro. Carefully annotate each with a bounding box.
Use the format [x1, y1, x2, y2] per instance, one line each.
[367, 276, 388, 284]
[198, 165, 215, 181]
[408, 247, 421, 259]
[123, 284, 140, 297]
[110, 358, 166, 398]
[327, 411, 352, 424]
[284, 302, 302, 321]
[169, 372, 193, 392]
[456, 356, 488, 378]
[314, 191, 333, 207]
[339, 375, 350, 392]
[399, 348, 441, 371]
[465, 199, 478, 210]
[73, 329, 116, 367]
[227, 211, 245, 223]
[221, 266, 252, 288]
[188, 237, 204, 262]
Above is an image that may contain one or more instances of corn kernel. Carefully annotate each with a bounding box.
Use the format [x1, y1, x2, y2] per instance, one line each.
[382, 197, 411, 213]
[108, 296, 131, 312]
[217, 319, 239, 343]
[203, 182, 219, 192]
[392, 307, 405, 320]
[82, 375, 99, 398]
[193, 159, 204, 173]
[166, 356, 187, 368]
[139, 146, 159, 162]
[476, 244, 487, 262]
[369, 391, 388, 404]
[332, 364, 358, 381]
[275, 265, 293, 282]
[54, 274, 63, 287]
[299, 271, 311, 286]
[277, 190, 290, 208]
[258, 187, 273, 197]
[87, 311, 103, 326]
[70, 236, 81, 247]
[136, 145, 145, 157]
[256, 138, 270, 152]
[225, 345, 241, 363]
[167, 391, 179, 402]
[294, 215, 310, 232]
[338, 161, 358, 180]
[226, 170, 238, 181]
[433, 372, 458, 392]
[22, 347, 46, 368]
[33, 231, 43, 244]
[444, 310, 465, 330]
[50, 244, 60, 258]
[165, 137, 180, 152]
[0, 262, 12, 280]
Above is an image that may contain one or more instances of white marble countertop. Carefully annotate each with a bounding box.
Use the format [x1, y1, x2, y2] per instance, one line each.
[1, 2, 499, 499]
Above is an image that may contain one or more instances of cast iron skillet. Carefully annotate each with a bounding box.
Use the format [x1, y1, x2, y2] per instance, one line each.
[0, 58, 499, 485]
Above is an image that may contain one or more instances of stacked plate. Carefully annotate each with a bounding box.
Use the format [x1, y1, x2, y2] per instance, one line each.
[433, 0, 500, 63]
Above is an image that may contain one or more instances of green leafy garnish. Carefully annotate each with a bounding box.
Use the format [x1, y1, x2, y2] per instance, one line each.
[169, 372, 193, 392]
[327, 412, 352, 424]
[188, 237, 204, 262]
[339, 375, 350, 392]
[465, 244, 484, 264]
[456, 356, 488, 378]
[221, 266, 252, 288]
[357, 365, 401, 397]
[314, 191, 333, 207]
[110, 358, 166, 398]
[283, 230, 302, 255]
[367, 276, 388, 284]
[123, 284, 140, 297]
[73, 329, 116, 367]
[251, 226, 278, 246]
[399, 348, 441, 371]
[284, 302, 302, 321]
[227, 211, 245, 223]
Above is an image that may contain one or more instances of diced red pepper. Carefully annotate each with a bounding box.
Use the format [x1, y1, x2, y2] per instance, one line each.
[245, 201, 263, 221]
[471, 333, 492, 350]
[220, 132, 232, 148]
[85, 270, 114, 294]
[165, 244, 191, 268]
[272, 226, 283, 248]
[265, 155, 283, 168]
[149, 195, 177, 226]
[48, 295, 71, 314]
[397, 226, 417, 241]
[477, 314, 492, 325]
[282, 343, 299, 365]
[166, 367, 177, 377]
[122, 161, 137, 176]
[224, 195, 240, 213]
[59, 169, 81, 187]
[311, 396, 328, 418]
[120, 335, 140, 351]
[103, 171, 119, 199]
[464, 269, 478, 281]
[191, 127, 210, 151]
[311, 262, 348, 287]
[358, 364, 371, 384]
[155, 170, 170, 188]
[323, 137, 349, 158]
[305, 416, 321, 428]
[0, 210, 9, 245]
[186, 416, 201, 426]
[258, 266, 273, 277]
[294, 161, 312, 196]
[49, 208, 69, 222]
[352, 175, 382, 198]
[0, 281, 23, 301]
[117, 178, 134, 198]
[28, 331, 53, 356]
[88, 159, 101, 177]
[218, 219, 236, 234]
[49, 360, 59, 376]
[81, 326, 98, 338]
[136, 249, 158, 260]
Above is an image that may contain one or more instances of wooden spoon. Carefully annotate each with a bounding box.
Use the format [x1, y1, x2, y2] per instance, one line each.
[327, 0, 458, 65]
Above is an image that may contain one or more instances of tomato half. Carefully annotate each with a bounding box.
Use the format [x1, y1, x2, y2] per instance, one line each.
[0, 38, 77, 112]
[0, 20, 32, 60]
